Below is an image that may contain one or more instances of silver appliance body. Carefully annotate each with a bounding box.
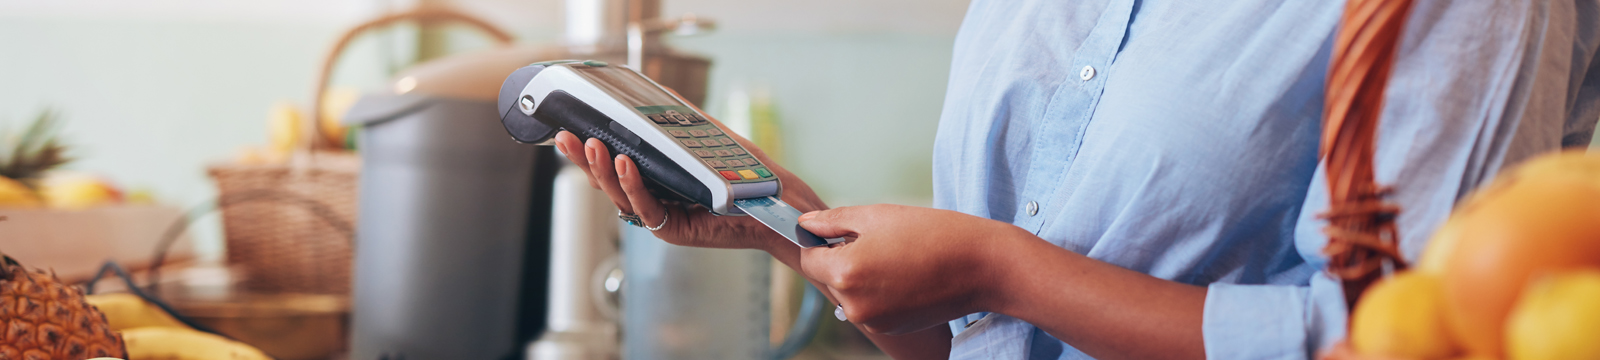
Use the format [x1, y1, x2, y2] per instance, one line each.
[524, 166, 620, 360]
[347, 94, 549, 360]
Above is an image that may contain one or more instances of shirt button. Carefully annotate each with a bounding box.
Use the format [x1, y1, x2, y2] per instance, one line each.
[1079, 65, 1096, 81]
[1026, 201, 1039, 216]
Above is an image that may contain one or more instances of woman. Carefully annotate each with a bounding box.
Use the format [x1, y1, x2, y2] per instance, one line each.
[554, 0, 1600, 358]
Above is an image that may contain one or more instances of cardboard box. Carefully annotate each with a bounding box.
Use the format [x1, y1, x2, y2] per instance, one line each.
[0, 205, 194, 282]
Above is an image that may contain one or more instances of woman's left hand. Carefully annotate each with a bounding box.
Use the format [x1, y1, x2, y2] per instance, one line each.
[797, 204, 1031, 335]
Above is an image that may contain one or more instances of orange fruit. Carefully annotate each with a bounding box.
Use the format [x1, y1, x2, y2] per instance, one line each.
[1439, 157, 1600, 357]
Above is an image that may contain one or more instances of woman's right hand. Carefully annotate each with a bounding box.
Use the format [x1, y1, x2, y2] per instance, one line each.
[551, 126, 827, 252]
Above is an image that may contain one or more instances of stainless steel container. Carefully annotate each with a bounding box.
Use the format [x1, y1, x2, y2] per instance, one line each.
[346, 46, 564, 360]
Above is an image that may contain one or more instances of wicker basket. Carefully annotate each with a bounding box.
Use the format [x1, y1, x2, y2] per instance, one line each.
[209, 153, 360, 295]
[1319, 0, 1418, 357]
[208, 6, 513, 295]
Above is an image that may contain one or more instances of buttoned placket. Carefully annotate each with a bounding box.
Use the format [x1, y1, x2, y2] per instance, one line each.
[1010, 0, 1138, 235]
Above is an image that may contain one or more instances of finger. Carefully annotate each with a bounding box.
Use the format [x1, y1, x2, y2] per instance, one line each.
[798, 206, 868, 239]
[614, 155, 669, 228]
[800, 244, 851, 291]
[584, 138, 635, 214]
[553, 131, 599, 189]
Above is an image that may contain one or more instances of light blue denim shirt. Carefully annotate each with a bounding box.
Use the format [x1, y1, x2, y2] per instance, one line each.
[932, 0, 1600, 359]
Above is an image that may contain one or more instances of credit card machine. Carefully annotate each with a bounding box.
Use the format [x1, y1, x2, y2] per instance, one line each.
[497, 60, 841, 248]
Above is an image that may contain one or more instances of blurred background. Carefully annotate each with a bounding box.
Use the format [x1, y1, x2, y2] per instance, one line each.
[0, 0, 967, 359]
[0, 0, 967, 262]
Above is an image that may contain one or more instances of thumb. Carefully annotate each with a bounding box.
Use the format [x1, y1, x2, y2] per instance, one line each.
[798, 206, 866, 239]
[799, 244, 847, 289]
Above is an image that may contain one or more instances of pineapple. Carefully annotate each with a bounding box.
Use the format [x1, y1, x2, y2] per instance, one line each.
[0, 109, 73, 188]
[0, 254, 127, 359]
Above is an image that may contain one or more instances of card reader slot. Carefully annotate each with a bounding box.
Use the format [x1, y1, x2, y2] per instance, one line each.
[532, 90, 714, 208]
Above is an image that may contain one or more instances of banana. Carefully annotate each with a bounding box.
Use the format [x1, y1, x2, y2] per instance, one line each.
[122, 327, 271, 360]
[86, 293, 188, 330]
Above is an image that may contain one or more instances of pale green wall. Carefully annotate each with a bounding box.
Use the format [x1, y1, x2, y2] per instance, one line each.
[0, 14, 958, 260]
[672, 33, 951, 207]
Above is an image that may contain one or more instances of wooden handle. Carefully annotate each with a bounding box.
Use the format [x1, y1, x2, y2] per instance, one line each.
[309, 6, 516, 149]
[1320, 0, 1416, 309]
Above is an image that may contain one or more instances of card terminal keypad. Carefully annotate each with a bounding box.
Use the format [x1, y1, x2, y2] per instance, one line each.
[637, 107, 775, 184]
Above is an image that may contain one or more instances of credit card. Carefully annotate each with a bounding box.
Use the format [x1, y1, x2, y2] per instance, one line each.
[733, 196, 842, 248]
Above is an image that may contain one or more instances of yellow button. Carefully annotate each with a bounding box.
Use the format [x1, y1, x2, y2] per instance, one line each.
[737, 170, 759, 180]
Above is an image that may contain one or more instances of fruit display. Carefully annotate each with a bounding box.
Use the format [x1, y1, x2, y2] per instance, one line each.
[83, 292, 280, 360]
[121, 326, 272, 360]
[0, 109, 132, 210]
[85, 293, 187, 331]
[318, 87, 361, 147]
[0, 176, 42, 208]
[1337, 150, 1600, 360]
[38, 173, 123, 210]
[0, 109, 70, 209]
[0, 110, 71, 185]
[1504, 270, 1600, 360]
[0, 254, 127, 359]
[235, 89, 360, 165]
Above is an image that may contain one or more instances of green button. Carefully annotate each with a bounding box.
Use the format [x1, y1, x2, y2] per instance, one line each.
[753, 168, 773, 178]
[582, 60, 609, 67]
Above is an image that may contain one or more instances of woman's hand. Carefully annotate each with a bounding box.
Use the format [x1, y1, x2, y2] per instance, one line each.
[799, 205, 1207, 360]
[796, 204, 1030, 335]
[551, 122, 825, 252]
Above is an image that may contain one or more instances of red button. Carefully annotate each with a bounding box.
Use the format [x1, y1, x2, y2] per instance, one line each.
[719, 171, 741, 180]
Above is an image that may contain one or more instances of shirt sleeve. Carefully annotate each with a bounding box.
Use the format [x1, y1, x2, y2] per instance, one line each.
[1202, 0, 1600, 358]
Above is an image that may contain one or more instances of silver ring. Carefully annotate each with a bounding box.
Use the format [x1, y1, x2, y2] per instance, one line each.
[643, 210, 668, 231]
[618, 210, 643, 227]
[835, 305, 847, 321]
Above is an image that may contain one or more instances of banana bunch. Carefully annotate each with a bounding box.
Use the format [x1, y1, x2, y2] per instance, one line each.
[86, 293, 271, 360]
[122, 327, 271, 360]
[86, 293, 186, 330]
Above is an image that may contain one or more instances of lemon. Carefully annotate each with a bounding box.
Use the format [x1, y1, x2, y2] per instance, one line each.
[268, 101, 305, 156]
[1506, 269, 1600, 360]
[0, 176, 42, 208]
[319, 87, 360, 147]
[1351, 271, 1460, 359]
[39, 174, 120, 210]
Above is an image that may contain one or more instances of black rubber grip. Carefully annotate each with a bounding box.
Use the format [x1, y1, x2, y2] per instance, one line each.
[533, 90, 713, 208]
[499, 65, 560, 144]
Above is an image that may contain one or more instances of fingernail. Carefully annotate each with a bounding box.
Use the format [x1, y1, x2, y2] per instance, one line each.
[584, 144, 595, 163]
[798, 211, 817, 222]
[615, 156, 628, 177]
